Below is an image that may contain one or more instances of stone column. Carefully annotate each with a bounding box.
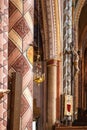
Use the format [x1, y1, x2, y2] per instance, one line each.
[63, 0, 72, 95]
[62, 0, 73, 123]
[47, 60, 57, 130]
[0, 0, 8, 129]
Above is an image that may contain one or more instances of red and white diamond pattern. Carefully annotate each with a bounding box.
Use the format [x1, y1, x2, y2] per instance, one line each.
[9, 0, 34, 130]
[0, 0, 33, 129]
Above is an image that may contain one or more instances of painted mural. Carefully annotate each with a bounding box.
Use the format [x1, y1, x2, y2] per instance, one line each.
[8, 0, 34, 129]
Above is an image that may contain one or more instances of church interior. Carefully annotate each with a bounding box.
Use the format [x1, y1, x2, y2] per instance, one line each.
[0, 0, 87, 130]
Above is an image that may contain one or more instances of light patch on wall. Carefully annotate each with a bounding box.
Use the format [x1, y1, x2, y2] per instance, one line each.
[23, 87, 33, 109]
[24, 12, 33, 35]
[9, 29, 22, 51]
[26, 46, 33, 65]
[10, 0, 23, 14]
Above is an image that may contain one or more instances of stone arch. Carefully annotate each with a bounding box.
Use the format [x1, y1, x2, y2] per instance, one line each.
[74, 0, 85, 25]
[74, 0, 85, 49]
[78, 25, 87, 58]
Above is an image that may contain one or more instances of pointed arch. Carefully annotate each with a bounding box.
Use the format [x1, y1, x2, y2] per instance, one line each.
[74, 0, 85, 49]
[74, 0, 85, 25]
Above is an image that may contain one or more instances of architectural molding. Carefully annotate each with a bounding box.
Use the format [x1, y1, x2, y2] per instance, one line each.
[46, 0, 55, 59]
[74, 0, 85, 49]
[41, 0, 49, 60]
[41, 0, 61, 60]
[80, 26, 87, 54]
[47, 59, 60, 67]
[74, 0, 85, 26]
[54, 0, 61, 60]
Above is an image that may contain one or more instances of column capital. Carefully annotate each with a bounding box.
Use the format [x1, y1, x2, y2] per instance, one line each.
[47, 59, 61, 67]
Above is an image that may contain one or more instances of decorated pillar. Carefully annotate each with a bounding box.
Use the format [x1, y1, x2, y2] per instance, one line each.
[9, 0, 34, 129]
[63, 0, 72, 95]
[63, 0, 73, 121]
[0, 0, 8, 129]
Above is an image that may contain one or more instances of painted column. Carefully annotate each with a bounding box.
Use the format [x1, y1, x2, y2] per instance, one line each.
[63, 0, 72, 95]
[47, 60, 57, 130]
[9, 0, 34, 129]
[0, 0, 8, 129]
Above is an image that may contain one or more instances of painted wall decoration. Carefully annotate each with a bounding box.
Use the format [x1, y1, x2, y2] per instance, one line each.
[9, 0, 34, 130]
[0, 0, 8, 129]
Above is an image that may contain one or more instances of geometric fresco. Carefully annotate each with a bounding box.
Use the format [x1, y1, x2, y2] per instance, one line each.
[12, 55, 30, 76]
[9, 0, 34, 130]
[9, 1, 33, 53]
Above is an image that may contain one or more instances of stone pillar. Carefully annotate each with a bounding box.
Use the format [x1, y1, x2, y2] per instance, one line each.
[63, 0, 72, 95]
[62, 0, 73, 123]
[9, 0, 34, 129]
[0, 0, 8, 129]
[47, 60, 57, 130]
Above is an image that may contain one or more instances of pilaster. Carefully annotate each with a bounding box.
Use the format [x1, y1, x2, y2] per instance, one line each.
[9, 0, 34, 129]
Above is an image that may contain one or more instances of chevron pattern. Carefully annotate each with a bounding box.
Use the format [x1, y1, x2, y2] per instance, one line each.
[9, 0, 33, 53]
[0, 0, 8, 129]
[9, 0, 34, 130]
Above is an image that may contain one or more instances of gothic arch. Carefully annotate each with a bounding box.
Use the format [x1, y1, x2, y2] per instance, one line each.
[74, 0, 85, 25]
[74, 0, 85, 49]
